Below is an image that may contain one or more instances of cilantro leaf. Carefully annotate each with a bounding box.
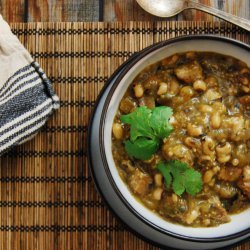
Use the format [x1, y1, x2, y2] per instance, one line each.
[184, 169, 203, 196]
[168, 160, 189, 173]
[172, 175, 185, 196]
[156, 162, 172, 188]
[167, 160, 190, 195]
[156, 160, 203, 196]
[121, 106, 154, 142]
[120, 106, 173, 160]
[150, 106, 173, 139]
[124, 138, 159, 160]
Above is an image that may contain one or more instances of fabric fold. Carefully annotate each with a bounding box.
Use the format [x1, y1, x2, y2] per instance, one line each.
[0, 15, 59, 154]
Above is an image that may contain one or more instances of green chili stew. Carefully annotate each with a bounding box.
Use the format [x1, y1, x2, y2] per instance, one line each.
[112, 52, 250, 227]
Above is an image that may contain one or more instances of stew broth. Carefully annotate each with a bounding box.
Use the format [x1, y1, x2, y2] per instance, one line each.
[112, 52, 250, 227]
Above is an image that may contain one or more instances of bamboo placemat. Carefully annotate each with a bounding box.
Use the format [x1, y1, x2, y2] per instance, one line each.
[0, 22, 248, 249]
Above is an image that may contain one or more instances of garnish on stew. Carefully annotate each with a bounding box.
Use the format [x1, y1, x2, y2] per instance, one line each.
[157, 160, 202, 196]
[112, 51, 250, 227]
[121, 106, 173, 160]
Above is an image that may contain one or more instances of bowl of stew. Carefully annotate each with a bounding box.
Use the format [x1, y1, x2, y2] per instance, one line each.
[88, 35, 250, 249]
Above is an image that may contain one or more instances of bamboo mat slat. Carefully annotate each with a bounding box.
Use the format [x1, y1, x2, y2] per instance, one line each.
[0, 22, 248, 250]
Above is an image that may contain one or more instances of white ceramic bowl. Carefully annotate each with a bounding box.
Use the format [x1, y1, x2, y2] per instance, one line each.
[89, 35, 250, 249]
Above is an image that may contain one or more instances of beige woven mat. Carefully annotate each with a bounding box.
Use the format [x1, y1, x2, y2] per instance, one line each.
[0, 22, 247, 249]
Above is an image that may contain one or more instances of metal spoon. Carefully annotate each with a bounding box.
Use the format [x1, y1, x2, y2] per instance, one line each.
[136, 0, 250, 31]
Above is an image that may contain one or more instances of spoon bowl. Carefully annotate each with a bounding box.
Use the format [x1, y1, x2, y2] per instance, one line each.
[136, 0, 250, 31]
[136, 0, 186, 17]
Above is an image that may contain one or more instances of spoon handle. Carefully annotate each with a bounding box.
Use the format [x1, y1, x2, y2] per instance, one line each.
[188, 1, 250, 32]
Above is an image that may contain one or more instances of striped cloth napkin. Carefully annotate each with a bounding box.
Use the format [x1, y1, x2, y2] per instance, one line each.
[0, 15, 59, 154]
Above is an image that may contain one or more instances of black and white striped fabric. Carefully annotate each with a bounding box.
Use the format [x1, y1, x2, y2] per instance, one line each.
[0, 15, 59, 154]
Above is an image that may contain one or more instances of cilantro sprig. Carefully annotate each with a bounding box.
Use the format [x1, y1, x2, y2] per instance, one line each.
[157, 160, 203, 196]
[120, 106, 202, 196]
[121, 106, 173, 160]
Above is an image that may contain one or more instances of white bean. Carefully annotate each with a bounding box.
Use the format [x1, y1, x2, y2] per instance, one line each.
[202, 136, 215, 156]
[154, 173, 163, 187]
[203, 170, 214, 183]
[198, 104, 213, 113]
[157, 82, 168, 95]
[210, 112, 221, 129]
[203, 88, 222, 101]
[218, 154, 231, 163]
[180, 86, 194, 98]
[112, 123, 124, 140]
[134, 84, 144, 98]
[216, 142, 232, 155]
[186, 210, 200, 224]
[193, 80, 207, 91]
[153, 188, 163, 200]
[187, 123, 203, 137]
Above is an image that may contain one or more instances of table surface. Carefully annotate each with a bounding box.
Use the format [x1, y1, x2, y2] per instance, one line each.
[0, 1, 249, 250]
[0, 0, 249, 22]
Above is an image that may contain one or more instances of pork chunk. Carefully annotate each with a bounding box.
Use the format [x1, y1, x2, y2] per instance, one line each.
[174, 61, 203, 84]
[237, 165, 250, 198]
[218, 166, 242, 182]
[128, 168, 152, 196]
[239, 95, 250, 109]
